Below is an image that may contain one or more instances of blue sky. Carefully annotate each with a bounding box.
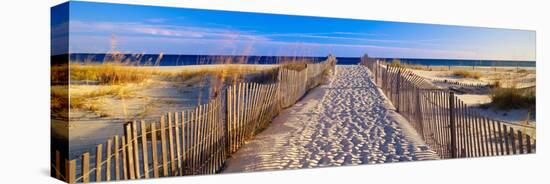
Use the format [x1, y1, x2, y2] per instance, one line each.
[57, 1, 536, 61]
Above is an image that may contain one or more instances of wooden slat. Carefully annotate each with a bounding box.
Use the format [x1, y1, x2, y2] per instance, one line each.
[55, 150, 61, 179]
[204, 104, 210, 174]
[168, 112, 176, 175]
[209, 103, 215, 174]
[189, 107, 199, 174]
[114, 135, 121, 180]
[106, 139, 112, 181]
[241, 82, 247, 147]
[150, 122, 159, 178]
[487, 118, 496, 156]
[182, 111, 187, 174]
[66, 159, 76, 184]
[443, 92, 450, 157]
[517, 130, 524, 154]
[121, 136, 128, 180]
[174, 112, 182, 175]
[463, 106, 472, 157]
[227, 85, 233, 154]
[95, 144, 103, 181]
[510, 127, 517, 154]
[458, 101, 466, 157]
[198, 104, 205, 173]
[234, 83, 240, 151]
[160, 115, 169, 176]
[438, 91, 446, 157]
[211, 99, 217, 173]
[82, 152, 90, 183]
[467, 108, 481, 157]
[237, 83, 243, 150]
[480, 117, 490, 156]
[125, 124, 136, 179]
[474, 115, 484, 157]
[503, 124, 510, 155]
[526, 135, 532, 154]
[132, 121, 141, 179]
[497, 122, 504, 155]
[244, 83, 252, 139]
[140, 121, 150, 178]
[198, 104, 203, 174]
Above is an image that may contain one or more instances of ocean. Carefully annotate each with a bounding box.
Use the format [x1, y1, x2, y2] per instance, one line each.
[66, 54, 536, 67]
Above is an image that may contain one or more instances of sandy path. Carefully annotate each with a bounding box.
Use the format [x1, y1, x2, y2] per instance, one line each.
[223, 65, 438, 173]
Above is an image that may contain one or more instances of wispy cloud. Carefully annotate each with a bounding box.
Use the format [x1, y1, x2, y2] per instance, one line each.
[144, 18, 168, 23]
[69, 20, 269, 41]
[264, 32, 444, 46]
[70, 34, 477, 59]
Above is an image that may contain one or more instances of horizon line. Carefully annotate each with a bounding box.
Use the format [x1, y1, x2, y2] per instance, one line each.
[55, 52, 536, 62]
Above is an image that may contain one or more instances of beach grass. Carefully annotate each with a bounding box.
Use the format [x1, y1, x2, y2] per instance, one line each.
[453, 70, 481, 79]
[281, 62, 308, 71]
[70, 63, 158, 85]
[51, 85, 68, 118]
[387, 58, 431, 70]
[490, 87, 535, 110]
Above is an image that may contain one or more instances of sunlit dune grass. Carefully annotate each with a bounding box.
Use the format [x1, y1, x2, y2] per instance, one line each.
[453, 70, 481, 79]
[54, 34, 320, 119]
[51, 85, 68, 118]
[70, 63, 158, 85]
[62, 62, 282, 117]
[386, 58, 430, 70]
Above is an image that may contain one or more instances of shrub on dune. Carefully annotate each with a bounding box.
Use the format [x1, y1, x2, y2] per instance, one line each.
[490, 87, 535, 110]
[453, 70, 481, 79]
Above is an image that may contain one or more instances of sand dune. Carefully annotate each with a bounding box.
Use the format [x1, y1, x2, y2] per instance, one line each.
[223, 65, 438, 173]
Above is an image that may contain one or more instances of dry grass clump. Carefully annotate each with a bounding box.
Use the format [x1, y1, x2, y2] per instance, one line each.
[490, 87, 535, 110]
[51, 85, 69, 118]
[280, 58, 312, 71]
[69, 85, 136, 116]
[387, 58, 402, 67]
[162, 64, 276, 82]
[281, 62, 307, 71]
[70, 63, 157, 85]
[517, 69, 530, 74]
[385, 59, 430, 70]
[453, 70, 481, 79]
[51, 64, 69, 84]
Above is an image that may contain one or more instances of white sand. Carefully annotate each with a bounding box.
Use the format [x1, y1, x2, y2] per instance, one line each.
[409, 67, 536, 127]
[411, 67, 535, 88]
[223, 65, 438, 173]
[455, 94, 535, 127]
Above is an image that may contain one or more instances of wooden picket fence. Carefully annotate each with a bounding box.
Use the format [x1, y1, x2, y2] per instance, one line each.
[226, 82, 282, 153]
[52, 57, 336, 183]
[361, 56, 536, 159]
[278, 68, 308, 108]
[430, 78, 491, 88]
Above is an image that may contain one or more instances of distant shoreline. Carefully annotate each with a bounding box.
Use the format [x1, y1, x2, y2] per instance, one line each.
[54, 53, 536, 67]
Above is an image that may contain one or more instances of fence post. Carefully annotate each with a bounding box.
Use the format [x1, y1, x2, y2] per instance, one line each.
[384, 66, 389, 91]
[396, 69, 401, 112]
[372, 60, 378, 83]
[449, 91, 457, 158]
[225, 86, 231, 156]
